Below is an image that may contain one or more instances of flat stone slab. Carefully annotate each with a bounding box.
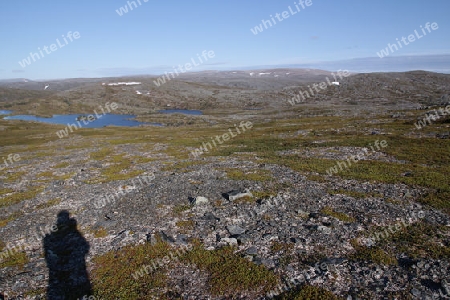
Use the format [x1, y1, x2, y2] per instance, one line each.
[227, 225, 246, 236]
[226, 189, 253, 201]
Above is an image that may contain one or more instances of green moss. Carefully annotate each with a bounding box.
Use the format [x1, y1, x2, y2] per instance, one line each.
[233, 195, 256, 204]
[182, 243, 279, 296]
[0, 249, 29, 269]
[164, 145, 189, 159]
[388, 222, 450, 259]
[274, 285, 342, 300]
[306, 174, 328, 183]
[130, 156, 155, 164]
[91, 239, 173, 299]
[270, 241, 294, 254]
[90, 148, 114, 161]
[5, 171, 26, 183]
[418, 190, 450, 214]
[92, 227, 108, 238]
[0, 188, 14, 197]
[37, 170, 54, 178]
[24, 288, 46, 297]
[362, 220, 450, 260]
[175, 220, 195, 233]
[0, 211, 23, 227]
[320, 206, 356, 223]
[162, 160, 206, 173]
[53, 162, 70, 168]
[350, 246, 397, 265]
[87, 156, 144, 183]
[172, 204, 191, 215]
[35, 198, 61, 210]
[0, 186, 43, 208]
[349, 239, 397, 265]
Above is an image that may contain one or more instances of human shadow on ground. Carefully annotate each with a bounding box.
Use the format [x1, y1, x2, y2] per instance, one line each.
[43, 210, 92, 300]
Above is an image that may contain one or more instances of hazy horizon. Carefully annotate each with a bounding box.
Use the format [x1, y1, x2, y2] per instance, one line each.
[2, 54, 450, 82]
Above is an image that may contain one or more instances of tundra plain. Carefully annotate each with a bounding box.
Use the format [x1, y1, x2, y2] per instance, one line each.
[0, 69, 449, 299]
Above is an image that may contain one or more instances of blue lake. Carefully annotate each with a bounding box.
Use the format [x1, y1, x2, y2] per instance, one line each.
[158, 109, 203, 115]
[4, 114, 160, 128]
[0, 110, 12, 115]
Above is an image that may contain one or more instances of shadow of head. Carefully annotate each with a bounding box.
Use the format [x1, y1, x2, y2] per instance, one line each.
[55, 210, 77, 232]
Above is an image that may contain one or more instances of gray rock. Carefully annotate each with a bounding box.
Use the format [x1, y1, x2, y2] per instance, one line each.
[261, 258, 275, 268]
[246, 246, 258, 256]
[237, 234, 252, 244]
[160, 231, 176, 243]
[317, 225, 332, 234]
[411, 288, 421, 298]
[221, 238, 238, 246]
[176, 234, 188, 245]
[203, 212, 219, 221]
[227, 225, 246, 236]
[226, 189, 253, 201]
[193, 196, 209, 205]
[146, 233, 158, 245]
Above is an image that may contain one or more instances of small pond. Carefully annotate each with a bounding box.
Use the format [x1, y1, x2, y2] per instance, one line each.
[4, 114, 160, 128]
[0, 110, 12, 115]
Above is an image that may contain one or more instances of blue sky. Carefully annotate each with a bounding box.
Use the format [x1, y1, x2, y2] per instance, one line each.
[1, 0, 449, 80]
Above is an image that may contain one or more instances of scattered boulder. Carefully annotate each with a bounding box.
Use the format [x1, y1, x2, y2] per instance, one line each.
[225, 189, 253, 201]
[176, 234, 188, 245]
[146, 233, 156, 244]
[246, 246, 258, 256]
[191, 196, 209, 205]
[159, 231, 176, 243]
[202, 212, 219, 222]
[221, 237, 238, 246]
[226, 225, 246, 236]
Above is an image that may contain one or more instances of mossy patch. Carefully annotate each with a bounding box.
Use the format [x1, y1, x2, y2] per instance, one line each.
[53, 162, 70, 168]
[91, 239, 173, 299]
[233, 195, 255, 204]
[5, 171, 26, 183]
[320, 206, 356, 223]
[0, 186, 44, 208]
[350, 246, 397, 265]
[0, 211, 23, 227]
[349, 239, 397, 265]
[87, 154, 144, 183]
[274, 285, 342, 300]
[175, 220, 195, 233]
[162, 160, 206, 173]
[270, 241, 294, 254]
[172, 204, 191, 216]
[0, 188, 14, 197]
[37, 170, 54, 178]
[182, 242, 279, 296]
[387, 222, 450, 259]
[36, 198, 61, 210]
[90, 148, 114, 161]
[92, 227, 108, 238]
[0, 251, 29, 269]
